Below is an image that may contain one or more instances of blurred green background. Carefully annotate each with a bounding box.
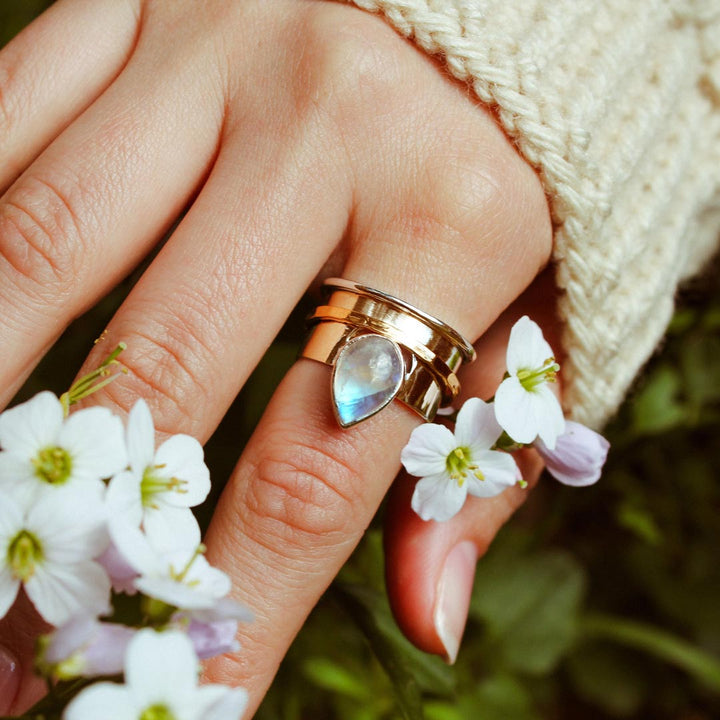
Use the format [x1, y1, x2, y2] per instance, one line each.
[3, 3, 720, 718]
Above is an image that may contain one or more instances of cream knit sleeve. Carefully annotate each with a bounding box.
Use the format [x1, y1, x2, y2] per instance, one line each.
[346, 0, 720, 429]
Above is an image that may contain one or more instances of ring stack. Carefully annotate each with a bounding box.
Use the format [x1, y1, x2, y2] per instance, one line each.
[300, 278, 476, 428]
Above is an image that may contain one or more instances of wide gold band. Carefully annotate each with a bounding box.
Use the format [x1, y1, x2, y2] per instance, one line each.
[300, 279, 476, 424]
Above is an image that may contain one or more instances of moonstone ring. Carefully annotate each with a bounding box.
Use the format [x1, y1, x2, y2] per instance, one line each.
[300, 279, 476, 428]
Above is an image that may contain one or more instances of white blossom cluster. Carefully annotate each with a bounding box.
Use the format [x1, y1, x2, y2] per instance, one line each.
[0, 380, 248, 719]
[402, 316, 610, 522]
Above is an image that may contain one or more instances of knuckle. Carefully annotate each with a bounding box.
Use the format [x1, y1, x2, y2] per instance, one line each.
[244, 436, 366, 553]
[297, 8, 404, 121]
[420, 144, 552, 267]
[100, 318, 208, 436]
[0, 174, 89, 297]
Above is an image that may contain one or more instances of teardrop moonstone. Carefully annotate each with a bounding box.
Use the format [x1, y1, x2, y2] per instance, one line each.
[332, 335, 404, 427]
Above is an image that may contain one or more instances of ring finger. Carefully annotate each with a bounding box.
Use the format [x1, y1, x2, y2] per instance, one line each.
[201, 101, 551, 713]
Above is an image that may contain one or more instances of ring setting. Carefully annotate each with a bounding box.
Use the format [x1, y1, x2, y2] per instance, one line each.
[301, 279, 476, 427]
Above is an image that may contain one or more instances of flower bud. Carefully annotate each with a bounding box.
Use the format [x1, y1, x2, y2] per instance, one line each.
[535, 420, 609, 486]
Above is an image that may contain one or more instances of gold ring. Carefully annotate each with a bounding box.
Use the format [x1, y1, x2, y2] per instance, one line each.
[300, 278, 476, 427]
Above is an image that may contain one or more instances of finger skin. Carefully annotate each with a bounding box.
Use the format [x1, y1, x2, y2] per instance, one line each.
[75, 91, 352, 440]
[0, 592, 48, 713]
[203, 361, 420, 711]
[0, 0, 141, 192]
[0, 16, 226, 409]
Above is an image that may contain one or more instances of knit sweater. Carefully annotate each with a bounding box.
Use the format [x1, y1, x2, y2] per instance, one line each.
[347, 0, 720, 429]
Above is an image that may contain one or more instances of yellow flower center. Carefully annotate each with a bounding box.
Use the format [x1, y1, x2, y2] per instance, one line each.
[445, 447, 485, 487]
[141, 465, 187, 509]
[33, 446, 72, 485]
[140, 705, 176, 720]
[7, 530, 43, 582]
[516, 357, 560, 392]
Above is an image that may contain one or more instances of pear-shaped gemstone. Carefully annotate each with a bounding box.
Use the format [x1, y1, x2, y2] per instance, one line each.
[332, 335, 404, 427]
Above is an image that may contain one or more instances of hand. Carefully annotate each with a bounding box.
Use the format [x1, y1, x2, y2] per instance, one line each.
[0, 0, 553, 714]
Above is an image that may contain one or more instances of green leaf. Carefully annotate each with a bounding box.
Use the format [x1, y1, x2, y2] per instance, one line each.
[334, 584, 432, 720]
[580, 613, 720, 692]
[616, 502, 662, 545]
[303, 657, 372, 701]
[470, 550, 585, 674]
[461, 675, 539, 720]
[424, 703, 466, 720]
[566, 643, 648, 716]
[631, 365, 687, 435]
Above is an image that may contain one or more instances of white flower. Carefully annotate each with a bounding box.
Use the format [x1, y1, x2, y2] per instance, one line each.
[494, 316, 566, 449]
[106, 400, 210, 549]
[0, 488, 110, 626]
[39, 616, 136, 679]
[401, 398, 520, 522]
[0, 391, 127, 505]
[535, 420, 610, 486]
[111, 516, 248, 621]
[63, 629, 248, 720]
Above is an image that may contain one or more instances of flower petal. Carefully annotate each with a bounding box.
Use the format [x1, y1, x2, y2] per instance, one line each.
[506, 316, 554, 375]
[536, 420, 609, 486]
[495, 377, 564, 446]
[411, 474, 467, 522]
[136, 555, 231, 610]
[188, 596, 254, 624]
[0, 391, 63, 458]
[42, 616, 136, 678]
[185, 618, 239, 659]
[401, 424, 456, 477]
[0, 491, 25, 540]
[60, 407, 127, 482]
[465, 450, 519, 498]
[97, 542, 139, 594]
[142, 506, 202, 556]
[106, 470, 143, 530]
[126, 399, 156, 472]
[184, 555, 232, 599]
[154, 435, 210, 508]
[126, 629, 198, 705]
[0, 566, 21, 620]
[0, 454, 38, 506]
[64, 682, 138, 720]
[25, 560, 111, 626]
[201, 687, 249, 720]
[533, 384, 566, 450]
[494, 377, 537, 443]
[109, 517, 163, 576]
[455, 397, 503, 451]
[30, 487, 108, 563]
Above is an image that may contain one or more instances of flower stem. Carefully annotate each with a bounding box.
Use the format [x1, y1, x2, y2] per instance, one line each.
[59, 342, 127, 416]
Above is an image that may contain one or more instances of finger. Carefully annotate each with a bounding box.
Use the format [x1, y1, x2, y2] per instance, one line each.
[0, 593, 48, 713]
[75, 110, 353, 438]
[0, 26, 226, 406]
[384, 274, 563, 663]
[0, 0, 141, 191]
[203, 105, 551, 714]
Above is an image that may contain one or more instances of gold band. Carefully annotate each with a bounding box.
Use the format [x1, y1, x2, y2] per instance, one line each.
[300, 278, 475, 425]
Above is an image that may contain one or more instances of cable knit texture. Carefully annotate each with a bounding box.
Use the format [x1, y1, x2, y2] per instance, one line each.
[347, 0, 720, 428]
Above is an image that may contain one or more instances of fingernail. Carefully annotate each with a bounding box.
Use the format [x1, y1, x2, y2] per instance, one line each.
[0, 645, 19, 713]
[433, 541, 477, 665]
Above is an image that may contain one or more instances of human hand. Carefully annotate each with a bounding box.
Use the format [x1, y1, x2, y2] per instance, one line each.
[0, 0, 553, 714]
